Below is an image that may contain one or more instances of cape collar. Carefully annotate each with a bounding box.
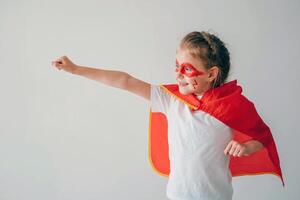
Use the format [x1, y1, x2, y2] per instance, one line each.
[161, 80, 242, 111]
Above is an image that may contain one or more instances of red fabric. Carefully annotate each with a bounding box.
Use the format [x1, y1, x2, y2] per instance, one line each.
[149, 112, 170, 176]
[149, 80, 284, 186]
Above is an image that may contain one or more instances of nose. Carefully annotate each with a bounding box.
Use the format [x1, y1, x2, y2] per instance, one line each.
[175, 69, 184, 80]
[175, 65, 183, 74]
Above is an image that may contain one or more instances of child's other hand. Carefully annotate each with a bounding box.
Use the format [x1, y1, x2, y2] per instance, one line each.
[224, 140, 250, 157]
[52, 55, 78, 74]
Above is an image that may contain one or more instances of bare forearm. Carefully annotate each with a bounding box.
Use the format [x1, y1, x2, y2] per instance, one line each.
[74, 65, 130, 89]
[224, 139, 264, 157]
[52, 56, 150, 100]
[244, 140, 264, 154]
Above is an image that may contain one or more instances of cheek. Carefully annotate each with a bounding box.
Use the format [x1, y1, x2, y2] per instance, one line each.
[186, 78, 202, 89]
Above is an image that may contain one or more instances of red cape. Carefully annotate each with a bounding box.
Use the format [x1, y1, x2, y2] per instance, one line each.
[148, 80, 284, 186]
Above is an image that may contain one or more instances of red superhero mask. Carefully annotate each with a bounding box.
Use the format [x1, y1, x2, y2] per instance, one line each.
[175, 60, 205, 77]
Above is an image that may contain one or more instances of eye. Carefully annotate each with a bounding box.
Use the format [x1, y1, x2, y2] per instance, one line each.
[184, 67, 192, 72]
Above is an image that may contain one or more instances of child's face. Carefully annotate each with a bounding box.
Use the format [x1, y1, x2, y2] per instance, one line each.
[175, 47, 212, 96]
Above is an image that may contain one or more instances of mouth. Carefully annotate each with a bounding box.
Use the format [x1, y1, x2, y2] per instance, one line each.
[178, 82, 189, 87]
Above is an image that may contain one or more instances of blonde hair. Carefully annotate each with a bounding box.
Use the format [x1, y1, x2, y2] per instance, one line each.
[180, 31, 230, 88]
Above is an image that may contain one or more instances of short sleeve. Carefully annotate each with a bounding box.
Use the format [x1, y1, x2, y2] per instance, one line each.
[150, 84, 171, 114]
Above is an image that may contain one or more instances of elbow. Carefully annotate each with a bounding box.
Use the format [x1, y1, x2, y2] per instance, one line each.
[117, 72, 131, 90]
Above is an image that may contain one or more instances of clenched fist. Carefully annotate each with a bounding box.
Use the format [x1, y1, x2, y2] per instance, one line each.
[224, 140, 250, 157]
[52, 55, 78, 74]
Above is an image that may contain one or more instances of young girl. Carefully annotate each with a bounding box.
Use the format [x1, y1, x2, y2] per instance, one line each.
[52, 31, 284, 200]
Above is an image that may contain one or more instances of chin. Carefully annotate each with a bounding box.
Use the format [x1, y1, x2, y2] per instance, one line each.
[178, 87, 192, 95]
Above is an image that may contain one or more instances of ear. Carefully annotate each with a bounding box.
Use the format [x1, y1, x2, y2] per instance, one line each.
[207, 66, 219, 82]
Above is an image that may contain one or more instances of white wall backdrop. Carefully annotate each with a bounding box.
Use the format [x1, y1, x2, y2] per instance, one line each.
[0, 0, 299, 199]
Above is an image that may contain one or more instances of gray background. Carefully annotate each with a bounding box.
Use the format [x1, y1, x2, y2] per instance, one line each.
[0, 0, 299, 199]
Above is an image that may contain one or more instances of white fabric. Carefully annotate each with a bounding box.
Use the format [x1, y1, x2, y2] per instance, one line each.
[150, 85, 234, 200]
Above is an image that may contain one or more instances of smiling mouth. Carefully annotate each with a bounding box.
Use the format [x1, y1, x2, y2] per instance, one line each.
[178, 82, 189, 86]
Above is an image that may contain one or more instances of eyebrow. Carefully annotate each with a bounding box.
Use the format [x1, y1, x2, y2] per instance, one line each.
[176, 59, 196, 69]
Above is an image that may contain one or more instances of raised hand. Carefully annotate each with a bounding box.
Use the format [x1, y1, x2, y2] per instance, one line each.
[52, 55, 78, 74]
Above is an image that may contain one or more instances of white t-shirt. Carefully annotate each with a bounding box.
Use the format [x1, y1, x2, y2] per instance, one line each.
[150, 85, 233, 200]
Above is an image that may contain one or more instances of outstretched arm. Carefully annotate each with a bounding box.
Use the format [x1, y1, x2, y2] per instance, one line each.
[52, 56, 150, 100]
